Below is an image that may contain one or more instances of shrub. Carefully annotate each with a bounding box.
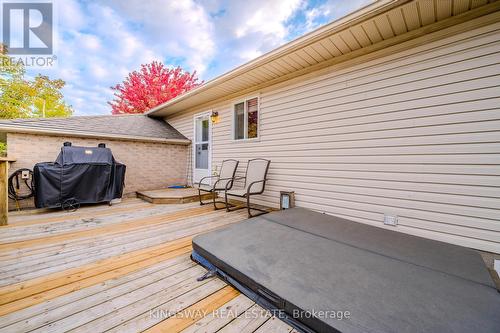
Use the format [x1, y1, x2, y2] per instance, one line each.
[0, 142, 6, 157]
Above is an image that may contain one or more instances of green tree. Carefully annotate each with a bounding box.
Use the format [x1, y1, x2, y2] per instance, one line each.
[0, 44, 73, 119]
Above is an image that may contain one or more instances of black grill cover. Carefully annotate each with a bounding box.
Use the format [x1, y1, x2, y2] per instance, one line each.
[33, 145, 126, 208]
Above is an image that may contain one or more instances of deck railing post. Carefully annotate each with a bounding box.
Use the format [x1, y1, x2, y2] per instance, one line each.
[0, 160, 8, 225]
[0, 157, 15, 226]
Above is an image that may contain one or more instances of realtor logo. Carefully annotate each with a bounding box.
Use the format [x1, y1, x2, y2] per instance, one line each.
[2, 1, 53, 54]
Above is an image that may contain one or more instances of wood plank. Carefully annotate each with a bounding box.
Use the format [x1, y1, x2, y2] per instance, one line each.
[4, 202, 153, 228]
[0, 209, 236, 272]
[0, 205, 213, 251]
[180, 294, 255, 333]
[0, 161, 9, 226]
[0, 205, 209, 247]
[0, 243, 193, 315]
[29, 265, 207, 333]
[0, 256, 191, 330]
[0, 209, 242, 269]
[144, 286, 239, 333]
[0, 246, 192, 316]
[7, 198, 144, 218]
[0, 192, 269, 332]
[82, 279, 227, 333]
[0, 209, 240, 273]
[0, 210, 212, 272]
[217, 304, 272, 333]
[0, 236, 192, 301]
[0, 213, 244, 286]
[1, 258, 195, 332]
[253, 317, 294, 333]
[0, 203, 207, 261]
[0, 203, 199, 242]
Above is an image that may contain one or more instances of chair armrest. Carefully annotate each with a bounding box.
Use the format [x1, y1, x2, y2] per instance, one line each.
[213, 177, 235, 189]
[224, 176, 245, 190]
[197, 175, 219, 187]
[246, 179, 267, 195]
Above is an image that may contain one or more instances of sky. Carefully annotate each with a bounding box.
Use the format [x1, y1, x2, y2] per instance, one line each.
[28, 0, 371, 115]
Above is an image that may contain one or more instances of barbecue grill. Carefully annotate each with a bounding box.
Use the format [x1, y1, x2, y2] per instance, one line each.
[33, 142, 126, 210]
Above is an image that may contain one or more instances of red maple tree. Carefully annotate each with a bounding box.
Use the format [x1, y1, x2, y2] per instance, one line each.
[108, 61, 203, 114]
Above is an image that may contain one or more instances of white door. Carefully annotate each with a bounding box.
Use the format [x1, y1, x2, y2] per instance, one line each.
[193, 113, 211, 184]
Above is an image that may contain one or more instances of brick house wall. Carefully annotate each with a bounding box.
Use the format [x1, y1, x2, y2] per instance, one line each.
[6, 132, 188, 210]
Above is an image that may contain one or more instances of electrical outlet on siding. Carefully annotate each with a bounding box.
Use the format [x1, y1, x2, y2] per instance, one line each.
[384, 214, 398, 226]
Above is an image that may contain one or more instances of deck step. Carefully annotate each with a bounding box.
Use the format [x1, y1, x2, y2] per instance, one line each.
[136, 188, 214, 204]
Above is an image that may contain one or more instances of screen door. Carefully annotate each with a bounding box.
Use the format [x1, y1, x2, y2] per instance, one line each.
[193, 113, 211, 183]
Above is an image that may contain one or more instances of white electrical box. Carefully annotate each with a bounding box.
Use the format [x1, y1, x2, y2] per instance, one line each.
[21, 170, 30, 180]
[384, 214, 398, 226]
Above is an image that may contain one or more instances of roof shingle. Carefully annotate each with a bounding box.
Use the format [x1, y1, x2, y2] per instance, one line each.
[0, 115, 188, 143]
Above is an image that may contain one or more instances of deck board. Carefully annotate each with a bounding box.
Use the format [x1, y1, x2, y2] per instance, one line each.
[1, 202, 192, 240]
[0, 199, 293, 332]
[181, 294, 255, 333]
[217, 304, 272, 333]
[0, 212, 246, 286]
[0, 214, 242, 283]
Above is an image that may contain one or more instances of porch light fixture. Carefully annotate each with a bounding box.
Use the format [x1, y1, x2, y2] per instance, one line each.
[210, 111, 219, 124]
[280, 191, 295, 210]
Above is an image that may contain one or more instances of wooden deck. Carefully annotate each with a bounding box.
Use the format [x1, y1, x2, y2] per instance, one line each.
[0, 199, 295, 332]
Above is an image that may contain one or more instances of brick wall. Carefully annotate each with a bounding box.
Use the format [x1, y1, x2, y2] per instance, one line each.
[7, 133, 188, 210]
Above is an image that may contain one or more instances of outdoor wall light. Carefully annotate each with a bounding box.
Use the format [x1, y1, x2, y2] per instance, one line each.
[210, 111, 219, 124]
[280, 191, 295, 210]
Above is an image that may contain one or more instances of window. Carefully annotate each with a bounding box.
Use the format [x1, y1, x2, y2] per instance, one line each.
[233, 97, 259, 140]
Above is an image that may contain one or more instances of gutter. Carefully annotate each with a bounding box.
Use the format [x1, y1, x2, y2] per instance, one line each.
[0, 126, 191, 145]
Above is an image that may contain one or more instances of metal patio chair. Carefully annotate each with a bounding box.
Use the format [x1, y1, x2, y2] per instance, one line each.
[196, 159, 239, 209]
[224, 158, 271, 218]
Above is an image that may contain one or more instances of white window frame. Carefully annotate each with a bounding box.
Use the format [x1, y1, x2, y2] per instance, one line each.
[232, 95, 260, 141]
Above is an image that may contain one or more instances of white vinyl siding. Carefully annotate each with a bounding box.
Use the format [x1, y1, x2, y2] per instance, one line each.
[166, 22, 500, 253]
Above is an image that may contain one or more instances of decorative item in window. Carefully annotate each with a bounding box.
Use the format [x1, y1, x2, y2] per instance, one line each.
[233, 97, 259, 140]
[280, 191, 295, 210]
[210, 111, 219, 124]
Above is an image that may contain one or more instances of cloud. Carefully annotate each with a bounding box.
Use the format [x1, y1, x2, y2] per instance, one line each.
[231, 0, 303, 39]
[79, 34, 101, 51]
[202, 0, 304, 76]
[295, 0, 373, 36]
[57, 0, 86, 31]
[100, 0, 215, 75]
[35, 0, 215, 115]
[199, 0, 372, 78]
